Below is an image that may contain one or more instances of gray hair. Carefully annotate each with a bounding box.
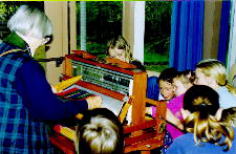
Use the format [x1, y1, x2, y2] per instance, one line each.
[7, 5, 52, 39]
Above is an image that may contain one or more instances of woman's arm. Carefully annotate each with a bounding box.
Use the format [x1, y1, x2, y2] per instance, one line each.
[15, 60, 101, 121]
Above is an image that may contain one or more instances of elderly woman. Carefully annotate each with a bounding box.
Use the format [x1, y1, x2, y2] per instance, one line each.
[0, 5, 101, 153]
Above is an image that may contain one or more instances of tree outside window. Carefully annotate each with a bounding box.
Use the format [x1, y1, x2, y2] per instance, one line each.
[77, 2, 122, 59]
[144, 1, 172, 72]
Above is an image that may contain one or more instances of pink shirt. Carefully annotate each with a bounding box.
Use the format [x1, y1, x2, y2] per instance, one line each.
[166, 94, 184, 139]
[151, 94, 184, 139]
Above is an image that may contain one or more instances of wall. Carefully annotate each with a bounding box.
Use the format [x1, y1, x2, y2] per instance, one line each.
[44, 1, 76, 85]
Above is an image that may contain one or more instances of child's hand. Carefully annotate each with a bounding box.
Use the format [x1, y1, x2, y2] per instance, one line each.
[146, 107, 152, 115]
[86, 96, 102, 109]
[126, 106, 132, 125]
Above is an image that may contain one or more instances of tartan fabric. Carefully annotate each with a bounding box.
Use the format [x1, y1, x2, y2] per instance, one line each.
[0, 43, 53, 154]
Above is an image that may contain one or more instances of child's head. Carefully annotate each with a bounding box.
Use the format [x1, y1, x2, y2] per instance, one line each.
[195, 59, 227, 88]
[107, 35, 131, 63]
[220, 107, 236, 127]
[182, 85, 234, 151]
[77, 108, 123, 154]
[158, 68, 177, 100]
[183, 85, 220, 116]
[182, 70, 195, 84]
[172, 71, 193, 96]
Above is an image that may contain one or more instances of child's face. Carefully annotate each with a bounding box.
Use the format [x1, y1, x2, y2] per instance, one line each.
[159, 80, 175, 100]
[173, 79, 187, 96]
[108, 47, 126, 62]
[194, 69, 210, 86]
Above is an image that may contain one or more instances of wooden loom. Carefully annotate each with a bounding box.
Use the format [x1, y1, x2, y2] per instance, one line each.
[49, 50, 166, 154]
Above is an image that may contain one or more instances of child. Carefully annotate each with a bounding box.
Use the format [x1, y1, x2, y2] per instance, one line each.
[146, 67, 177, 129]
[220, 107, 236, 127]
[150, 71, 192, 136]
[165, 71, 193, 139]
[167, 85, 236, 154]
[158, 67, 178, 101]
[195, 59, 236, 109]
[107, 35, 132, 63]
[147, 67, 177, 153]
[76, 108, 123, 154]
[106, 35, 145, 70]
[107, 35, 159, 100]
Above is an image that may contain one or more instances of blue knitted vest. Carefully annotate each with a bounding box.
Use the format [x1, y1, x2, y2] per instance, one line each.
[0, 43, 53, 154]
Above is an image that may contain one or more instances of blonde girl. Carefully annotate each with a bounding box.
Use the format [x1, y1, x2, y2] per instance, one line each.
[220, 107, 236, 127]
[77, 108, 123, 154]
[195, 59, 236, 108]
[172, 71, 193, 97]
[167, 85, 236, 154]
[107, 35, 132, 63]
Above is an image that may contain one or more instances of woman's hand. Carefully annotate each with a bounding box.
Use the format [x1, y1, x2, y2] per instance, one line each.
[86, 95, 102, 109]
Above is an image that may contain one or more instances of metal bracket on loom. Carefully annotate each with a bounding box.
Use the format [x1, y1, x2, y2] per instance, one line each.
[37, 57, 65, 67]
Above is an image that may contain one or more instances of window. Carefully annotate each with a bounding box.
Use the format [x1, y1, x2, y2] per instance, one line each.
[144, 1, 172, 72]
[76, 2, 122, 58]
[76, 1, 171, 72]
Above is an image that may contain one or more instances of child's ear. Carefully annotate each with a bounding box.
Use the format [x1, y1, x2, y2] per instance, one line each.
[215, 108, 224, 121]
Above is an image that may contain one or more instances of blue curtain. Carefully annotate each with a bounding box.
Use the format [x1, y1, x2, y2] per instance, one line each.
[217, 1, 231, 64]
[169, 0, 204, 71]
